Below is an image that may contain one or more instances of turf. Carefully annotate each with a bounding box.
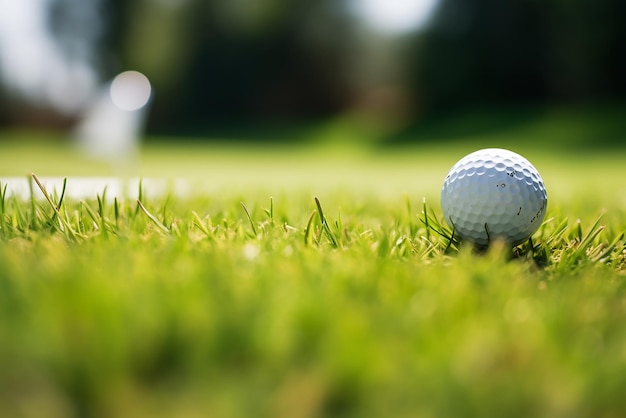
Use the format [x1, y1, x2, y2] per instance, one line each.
[1, 128, 626, 417]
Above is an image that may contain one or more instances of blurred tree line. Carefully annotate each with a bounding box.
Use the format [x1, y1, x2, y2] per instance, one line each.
[106, 0, 361, 134]
[414, 0, 626, 110]
[2, 0, 625, 135]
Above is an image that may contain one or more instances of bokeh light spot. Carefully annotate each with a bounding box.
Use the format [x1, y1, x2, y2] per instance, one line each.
[349, 0, 440, 35]
[110, 71, 151, 111]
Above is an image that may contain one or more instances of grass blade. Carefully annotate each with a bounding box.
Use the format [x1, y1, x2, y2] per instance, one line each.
[314, 197, 338, 248]
[31, 174, 80, 240]
[137, 199, 170, 234]
[114, 197, 120, 226]
[192, 211, 212, 237]
[81, 201, 101, 230]
[304, 209, 316, 246]
[572, 215, 605, 259]
[56, 177, 67, 211]
[264, 196, 274, 225]
[135, 178, 144, 216]
[241, 201, 258, 236]
[422, 197, 430, 240]
[0, 182, 7, 215]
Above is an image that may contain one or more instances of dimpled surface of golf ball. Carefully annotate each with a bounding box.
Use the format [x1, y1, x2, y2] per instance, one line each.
[441, 148, 547, 247]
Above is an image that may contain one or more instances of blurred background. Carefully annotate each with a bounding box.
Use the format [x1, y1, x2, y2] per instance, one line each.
[0, 0, 626, 140]
[1, 0, 625, 146]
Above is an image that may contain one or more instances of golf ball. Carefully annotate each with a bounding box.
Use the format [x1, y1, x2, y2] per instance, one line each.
[440, 148, 547, 246]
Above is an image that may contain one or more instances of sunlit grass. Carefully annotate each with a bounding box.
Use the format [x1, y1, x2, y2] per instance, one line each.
[1, 111, 626, 417]
[1, 163, 626, 418]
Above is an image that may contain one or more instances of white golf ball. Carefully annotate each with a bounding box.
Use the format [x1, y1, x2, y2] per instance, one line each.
[440, 148, 547, 246]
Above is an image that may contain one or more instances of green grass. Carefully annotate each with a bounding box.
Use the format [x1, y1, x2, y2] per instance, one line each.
[1, 127, 626, 417]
